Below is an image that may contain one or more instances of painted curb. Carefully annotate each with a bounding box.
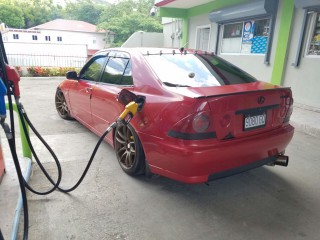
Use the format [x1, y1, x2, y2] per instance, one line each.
[291, 121, 320, 138]
[10, 158, 32, 240]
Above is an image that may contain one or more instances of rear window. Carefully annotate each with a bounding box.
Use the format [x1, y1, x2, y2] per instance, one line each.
[143, 53, 256, 87]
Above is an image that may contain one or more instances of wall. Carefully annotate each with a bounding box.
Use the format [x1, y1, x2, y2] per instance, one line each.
[163, 1, 285, 83]
[2, 29, 40, 42]
[162, 18, 183, 48]
[31, 30, 106, 50]
[121, 32, 163, 47]
[2, 29, 106, 50]
[214, 0, 284, 83]
[188, 14, 217, 52]
[157, 0, 320, 110]
[283, 8, 320, 110]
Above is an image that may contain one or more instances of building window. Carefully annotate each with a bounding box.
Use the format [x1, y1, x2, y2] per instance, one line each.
[32, 35, 38, 40]
[221, 18, 270, 54]
[57, 36, 62, 42]
[45, 36, 51, 41]
[307, 12, 320, 56]
[13, 34, 19, 40]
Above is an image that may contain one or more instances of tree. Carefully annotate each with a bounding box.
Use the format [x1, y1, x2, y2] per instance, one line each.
[0, 4, 25, 28]
[98, 0, 162, 46]
[63, 0, 106, 25]
[18, 0, 63, 28]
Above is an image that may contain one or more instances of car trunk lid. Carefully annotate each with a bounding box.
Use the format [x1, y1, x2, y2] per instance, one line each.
[185, 82, 293, 141]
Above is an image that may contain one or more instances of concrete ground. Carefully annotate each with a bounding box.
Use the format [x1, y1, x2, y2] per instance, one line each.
[1, 77, 320, 240]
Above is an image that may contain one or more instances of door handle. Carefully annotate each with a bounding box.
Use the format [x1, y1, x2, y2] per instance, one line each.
[85, 87, 92, 93]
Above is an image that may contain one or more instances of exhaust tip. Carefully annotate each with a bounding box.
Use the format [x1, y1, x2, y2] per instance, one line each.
[274, 155, 289, 167]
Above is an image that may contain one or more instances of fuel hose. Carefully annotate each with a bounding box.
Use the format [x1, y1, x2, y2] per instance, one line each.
[1, 34, 143, 238]
[1, 96, 140, 240]
[17, 102, 118, 193]
[0, 43, 29, 240]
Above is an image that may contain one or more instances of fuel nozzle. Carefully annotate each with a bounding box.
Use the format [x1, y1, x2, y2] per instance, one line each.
[117, 89, 145, 125]
[118, 101, 139, 124]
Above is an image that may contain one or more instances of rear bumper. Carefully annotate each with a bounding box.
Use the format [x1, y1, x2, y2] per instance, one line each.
[207, 155, 277, 181]
[140, 124, 294, 184]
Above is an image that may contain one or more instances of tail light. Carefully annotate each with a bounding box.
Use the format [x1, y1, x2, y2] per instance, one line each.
[192, 113, 210, 133]
[168, 111, 216, 140]
[284, 97, 293, 123]
[281, 89, 293, 123]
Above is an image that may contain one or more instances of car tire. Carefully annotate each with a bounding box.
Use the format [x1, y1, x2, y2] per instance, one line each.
[55, 88, 73, 120]
[114, 123, 145, 176]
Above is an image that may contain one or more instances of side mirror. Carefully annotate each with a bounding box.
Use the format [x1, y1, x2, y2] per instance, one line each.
[118, 89, 137, 106]
[66, 71, 78, 80]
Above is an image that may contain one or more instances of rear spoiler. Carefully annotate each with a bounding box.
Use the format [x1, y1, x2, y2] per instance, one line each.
[195, 87, 292, 99]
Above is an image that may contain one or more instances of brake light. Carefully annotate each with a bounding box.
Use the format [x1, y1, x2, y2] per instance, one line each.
[168, 111, 216, 140]
[284, 97, 293, 123]
[192, 113, 210, 133]
[281, 89, 293, 123]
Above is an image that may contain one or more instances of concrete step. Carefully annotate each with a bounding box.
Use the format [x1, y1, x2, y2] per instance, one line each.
[290, 106, 320, 138]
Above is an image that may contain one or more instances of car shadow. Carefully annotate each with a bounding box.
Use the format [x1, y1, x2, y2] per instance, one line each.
[130, 166, 309, 238]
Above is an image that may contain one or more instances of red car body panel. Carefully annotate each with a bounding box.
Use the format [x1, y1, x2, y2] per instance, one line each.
[140, 124, 293, 183]
[68, 80, 93, 124]
[58, 48, 294, 184]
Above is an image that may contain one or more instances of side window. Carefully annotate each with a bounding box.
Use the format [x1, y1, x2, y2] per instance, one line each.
[121, 60, 133, 85]
[79, 55, 106, 82]
[101, 57, 133, 85]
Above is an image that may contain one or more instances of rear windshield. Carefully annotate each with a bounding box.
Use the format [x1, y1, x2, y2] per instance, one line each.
[143, 53, 257, 87]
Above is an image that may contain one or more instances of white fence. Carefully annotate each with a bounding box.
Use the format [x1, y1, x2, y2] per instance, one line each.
[4, 42, 88, 67]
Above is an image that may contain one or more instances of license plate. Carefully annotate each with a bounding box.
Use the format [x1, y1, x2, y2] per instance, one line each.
[244, 112, 266, 130]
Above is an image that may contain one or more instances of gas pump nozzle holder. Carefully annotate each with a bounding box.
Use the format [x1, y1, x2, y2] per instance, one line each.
[5, 64, 20, 98]
[0, 64, 20, 123]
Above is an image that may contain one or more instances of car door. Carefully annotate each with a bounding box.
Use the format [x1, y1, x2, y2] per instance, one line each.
[68, 52, 108, 128]
[91, 51, 134, 141]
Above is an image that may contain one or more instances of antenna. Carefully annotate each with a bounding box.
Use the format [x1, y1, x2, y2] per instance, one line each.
[179, 42, 188, 53]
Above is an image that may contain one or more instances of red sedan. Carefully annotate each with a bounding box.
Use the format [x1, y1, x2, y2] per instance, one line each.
[55, 48, 294, 184]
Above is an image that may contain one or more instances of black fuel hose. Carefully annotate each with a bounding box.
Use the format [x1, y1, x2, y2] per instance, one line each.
[0, 49, 28, 239]
[0, 228, 4, 240]
[16, 102, 62, 195]
[6, 129, 29, 240]
[1, 95, 118, 240]
[1, 122, 29, 240]
[16, 102, 118, 193]
[2, 101, 118, 240]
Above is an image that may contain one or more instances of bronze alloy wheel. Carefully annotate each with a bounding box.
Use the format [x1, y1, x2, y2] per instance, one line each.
[55, 88, 72, 120]
[114, 123, 145, 175]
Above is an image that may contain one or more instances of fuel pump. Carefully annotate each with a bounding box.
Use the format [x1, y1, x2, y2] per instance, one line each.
[0, 32, 145, 240]
[0, 75, 6, 120]
[0, 31, 30, 240]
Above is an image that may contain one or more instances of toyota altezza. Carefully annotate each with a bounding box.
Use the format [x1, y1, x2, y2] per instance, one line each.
[55, 48, 294, 183]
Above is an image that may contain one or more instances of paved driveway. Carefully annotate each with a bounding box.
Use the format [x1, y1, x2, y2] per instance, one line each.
[12, 77, 320, 240]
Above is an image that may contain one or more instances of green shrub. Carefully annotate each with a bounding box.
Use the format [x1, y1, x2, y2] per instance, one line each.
[26, 66, 80, 77]
[14, 66, 23, 76]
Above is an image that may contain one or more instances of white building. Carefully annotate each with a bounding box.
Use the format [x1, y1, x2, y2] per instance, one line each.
[1, 19, 113, 67]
